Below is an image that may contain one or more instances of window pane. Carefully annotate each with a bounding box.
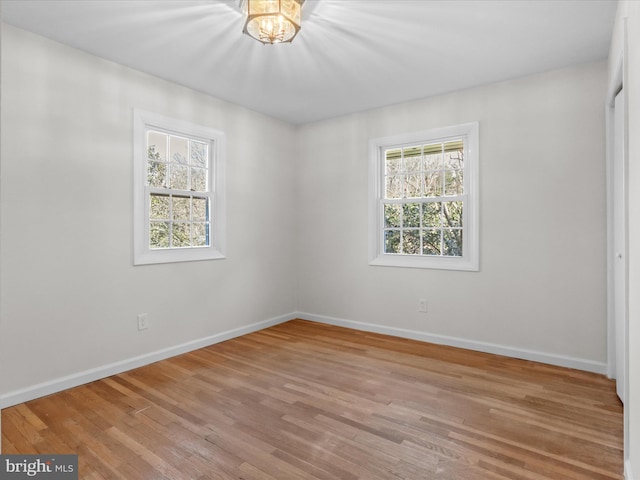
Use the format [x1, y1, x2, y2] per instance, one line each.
[150, 222, 169, 249]
[170, 136, 189, 165]
[422, 202, 441, 227]
[192, 222, 209, 247]
[443, 229, 463, 256]
[404, 156, 421, 173]
[191, 167, 207, 192]
[442, 201, 463, 227]
[172, 223, 191, 247]
[385, 149, 402, 175]
[423, 171, 442, 197]
[402, 146, 421, 165]
[444, 169, 464, 196]
[384, 203, 401, 228]
[444, 142, 464, 169]
[384, 230, 400, 253]
[403, 203, 421, 227]
[423, 148, 442, 171]
[172, 196, 190, 221]
[148, 132, 167, 161]
[170, 165, 189, 190]
[191, 141, 208, 168]
[405, 175, 422, 198]
[147, 161, 167, 188]
[150, 194, 169, 220]
[192, 197, 208, 222]
[423, 142, 442, 156]
[402, 230, 421, 254]
[385, 176, 403, 199]
[422, 229, 441, 255]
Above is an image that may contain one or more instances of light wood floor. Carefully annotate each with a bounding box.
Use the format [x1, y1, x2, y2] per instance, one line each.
[2, 320, 623, 479]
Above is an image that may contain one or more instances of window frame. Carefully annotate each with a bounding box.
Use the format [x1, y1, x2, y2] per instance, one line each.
[133, 109, 226, 265]
[368, 122, 479, 271]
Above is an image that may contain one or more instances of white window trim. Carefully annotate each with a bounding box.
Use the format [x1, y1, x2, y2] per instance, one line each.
[368, 122, 479, 271]
[133, 109, 226, 265]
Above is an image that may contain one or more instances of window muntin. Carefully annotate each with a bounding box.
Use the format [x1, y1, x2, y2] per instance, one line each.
[369, 123, 478, 271]
[134, 110, 226, 265]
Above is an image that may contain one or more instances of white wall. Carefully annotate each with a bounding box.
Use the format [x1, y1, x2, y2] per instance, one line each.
[611, 3, 640, 479]
[296, 62, 608, 369]
[0, 25, 298, 402]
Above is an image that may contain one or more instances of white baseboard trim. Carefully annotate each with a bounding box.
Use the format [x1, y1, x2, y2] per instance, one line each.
[0, 312, 608, 409]
[0, 313, 296, 409]
[297, 312, 608, 375]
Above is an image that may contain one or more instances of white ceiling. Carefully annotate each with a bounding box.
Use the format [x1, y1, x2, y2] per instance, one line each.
[2, 0, 617, 125]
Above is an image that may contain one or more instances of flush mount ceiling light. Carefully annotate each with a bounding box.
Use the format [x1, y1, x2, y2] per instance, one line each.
[240, 0, 304, 44]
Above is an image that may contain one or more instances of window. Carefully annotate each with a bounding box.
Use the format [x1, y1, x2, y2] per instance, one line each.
[369, 122, 479, 271]
[133, 110, 226, 265]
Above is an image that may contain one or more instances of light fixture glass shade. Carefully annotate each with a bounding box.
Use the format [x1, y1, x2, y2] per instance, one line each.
[242, 0, 303, 44]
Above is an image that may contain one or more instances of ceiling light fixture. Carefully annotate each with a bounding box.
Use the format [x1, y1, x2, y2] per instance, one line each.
[240, 0, 304, 45]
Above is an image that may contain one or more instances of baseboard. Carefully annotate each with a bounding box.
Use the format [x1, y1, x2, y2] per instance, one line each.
[297, 312, 608, 375]
[0, 311, 608, 409]
[0, 312, 296, 409]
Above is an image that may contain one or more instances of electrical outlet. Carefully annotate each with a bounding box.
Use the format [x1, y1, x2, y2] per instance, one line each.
[418, 299, 428, 313]
[137, 313, 149, 331]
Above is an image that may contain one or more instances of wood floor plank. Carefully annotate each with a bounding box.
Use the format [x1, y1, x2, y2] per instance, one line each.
[1, 319, 623, 479]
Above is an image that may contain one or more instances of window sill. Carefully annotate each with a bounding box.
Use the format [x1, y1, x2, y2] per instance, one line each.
[133, 248, 226, 266]
[369, 254, 479, 271]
